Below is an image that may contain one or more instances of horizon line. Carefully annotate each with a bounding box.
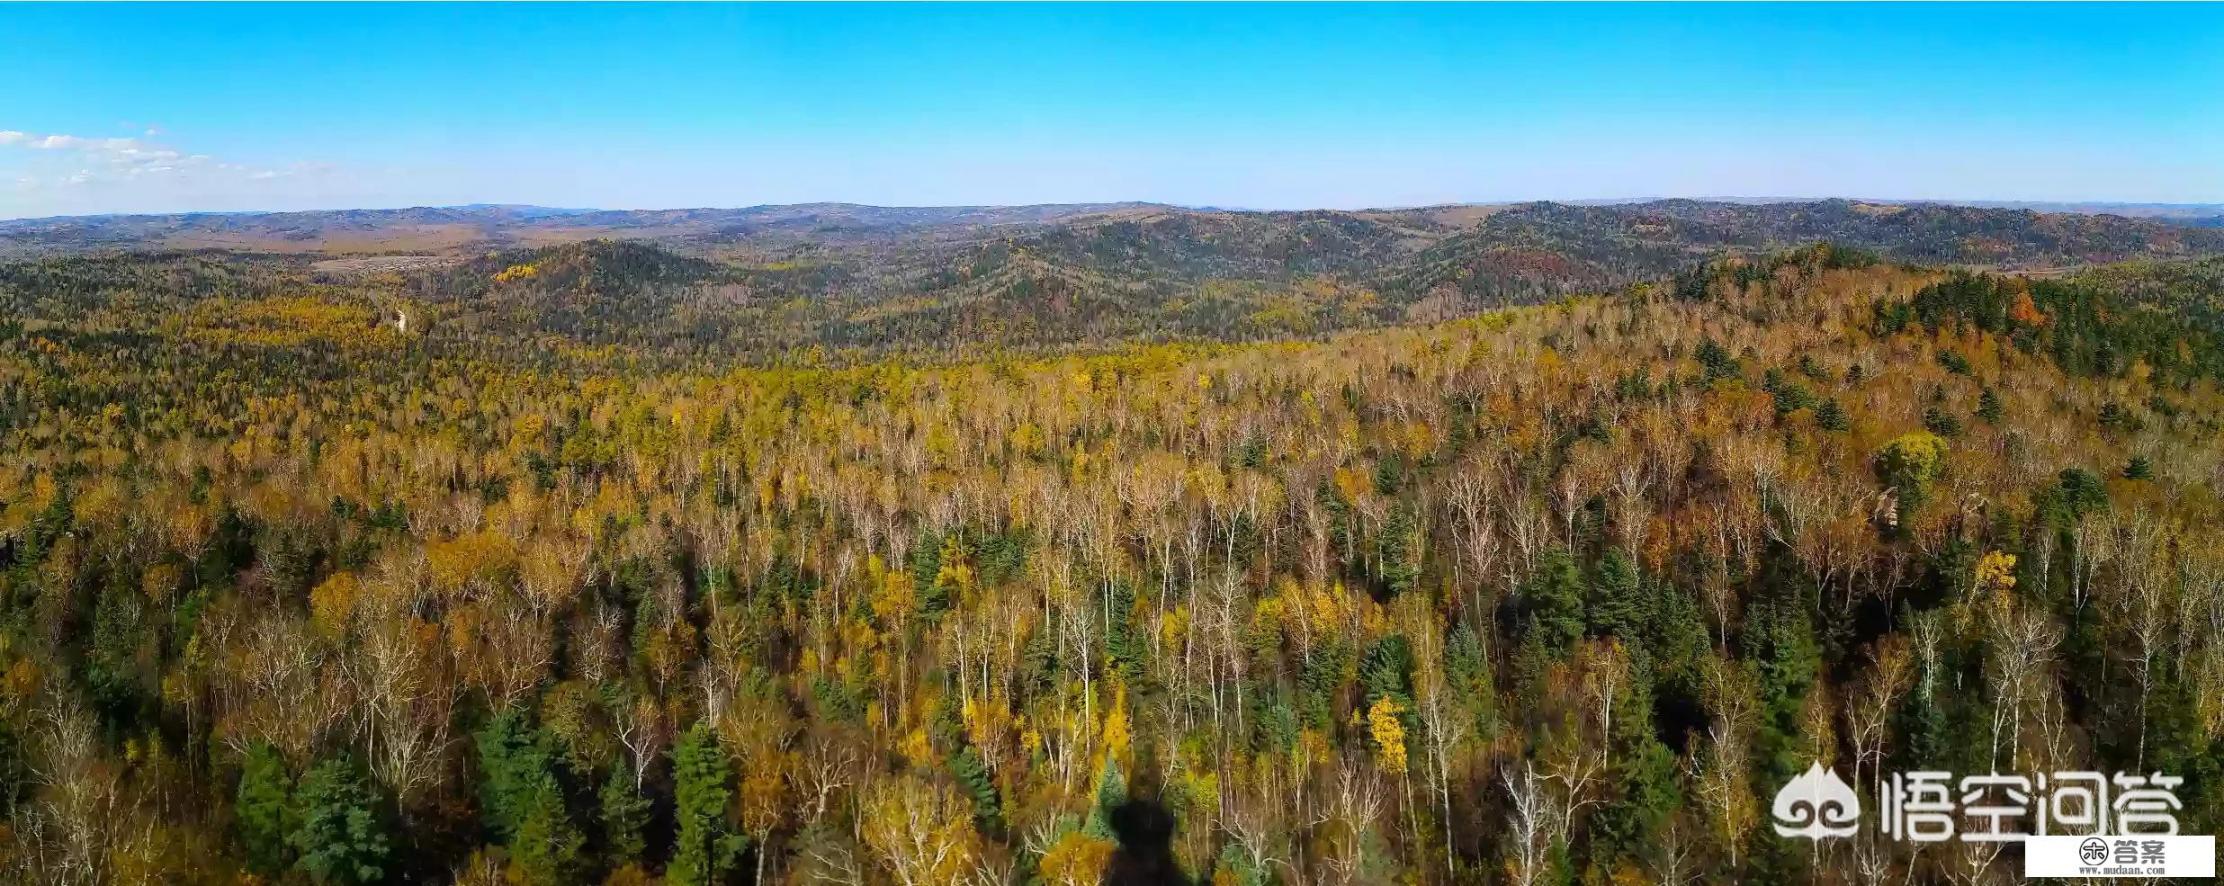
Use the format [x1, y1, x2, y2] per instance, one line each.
[9, 194, 2224, 225]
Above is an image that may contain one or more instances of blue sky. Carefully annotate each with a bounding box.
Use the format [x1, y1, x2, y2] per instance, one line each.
[2, 3, 2220, 217]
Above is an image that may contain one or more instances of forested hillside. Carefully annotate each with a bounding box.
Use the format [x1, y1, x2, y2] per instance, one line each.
[1, 241, 2222, 884]
[9, 200, 2222, 307]
[15, 195, 2224, 362]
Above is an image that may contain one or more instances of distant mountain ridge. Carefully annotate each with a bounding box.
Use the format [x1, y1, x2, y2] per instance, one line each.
[0, 202, 1172, 254]
[13, 197, 2221, 358]
[3, 197, 2220, 257]
[7, 198, 2224, 351]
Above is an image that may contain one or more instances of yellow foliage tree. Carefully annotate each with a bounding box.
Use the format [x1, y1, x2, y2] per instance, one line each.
[1036, 830, 1116, 886]
[1102, 681, 1132, 767]
[859, 776, 979, 886]
[1367, 696, 1408, 775]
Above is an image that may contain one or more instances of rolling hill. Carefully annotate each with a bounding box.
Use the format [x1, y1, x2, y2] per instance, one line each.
[5, 239, 2223, 884]
[11, 198, 2224, 359]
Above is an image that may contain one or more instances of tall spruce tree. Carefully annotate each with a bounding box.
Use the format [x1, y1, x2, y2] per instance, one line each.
[669, 723, 747, 886]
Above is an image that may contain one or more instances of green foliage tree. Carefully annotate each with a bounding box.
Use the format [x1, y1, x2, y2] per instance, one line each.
[471, 710, 586, 882]
[1874, 431, 1948, 515]
[599, 765, 652, 866]
[476, 709, 551, 840]
[1213, 842, 1268, 886]
[1587, 549, 1645, 640]
[1522, 549, 1587, 656]
[1814, 398, 1850, 432]
[1586, 669, 1680, 877]
[1695, 337, 1741, 382]
[1748, 546, 1821, 781]
[949, 746, 1003, 833]
[1298, 640, 1351, 731]
[1444, 622, 1497, 735]
[1975, 388, 2005, 425]
[1376, 500, 1424, 597]
[512, 777, 586, 885]
[669, 723, 747, 886]
[288, 757, 390, 886]
[1084, 756, 1127, 841]
[1922, 404, 1964, 438]
[237, 742, 295, 875]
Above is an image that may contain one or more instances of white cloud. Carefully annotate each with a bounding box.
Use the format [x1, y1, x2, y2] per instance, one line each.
[0, 127, 355, 216]
[0, 127, 300, 190]
[39, 135, 129, 151]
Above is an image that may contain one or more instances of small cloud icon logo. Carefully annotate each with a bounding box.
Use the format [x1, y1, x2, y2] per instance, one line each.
[1772, 762, 1861, 839]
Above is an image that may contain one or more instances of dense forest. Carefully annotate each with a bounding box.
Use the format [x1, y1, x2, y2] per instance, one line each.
[2, 232, 2223, 885]
[9, 199, 2223, 302]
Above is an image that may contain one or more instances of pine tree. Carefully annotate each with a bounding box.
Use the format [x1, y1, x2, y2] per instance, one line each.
[1976, 388, 2004, 425]
[1444, 622, 1497, 734]
[1022, 625, 1062, 695]
[1586, 670, 1680, 877]
[475, 709, 553, 842]
[1522, 549, 1586, 656]
[1588, 548, 1645, 639]
[2054, 467, 2110, 518]
[1104, 582, 1148, 687]
[1298, 640, 1350, 731]
[1922, 404, 1963, 438]
[288, 757, 390, 886]
[1639, 582, 1711, 693]
[1696, 337, 1740, 381]
[1251, 685, 1300, 754]
[1893, 664, 1949, 774]
[1360, 634, 1420, 761]
[908, 531, 946, 616]
[1814, 398, 1850, 432]
[1360, 634, 1415, 710]
[237, 742, 294, 875]
[1749, 548, 1821, 780]
[669, 723, 746, 886]
[512, 775, 585, 885]
[948, 746, 1003, 834]
[467, 711, 584, 884]
[1083, 756, 1127, 840]
[599, 764, 651, 867]
[1376, 500, 1423, 597]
